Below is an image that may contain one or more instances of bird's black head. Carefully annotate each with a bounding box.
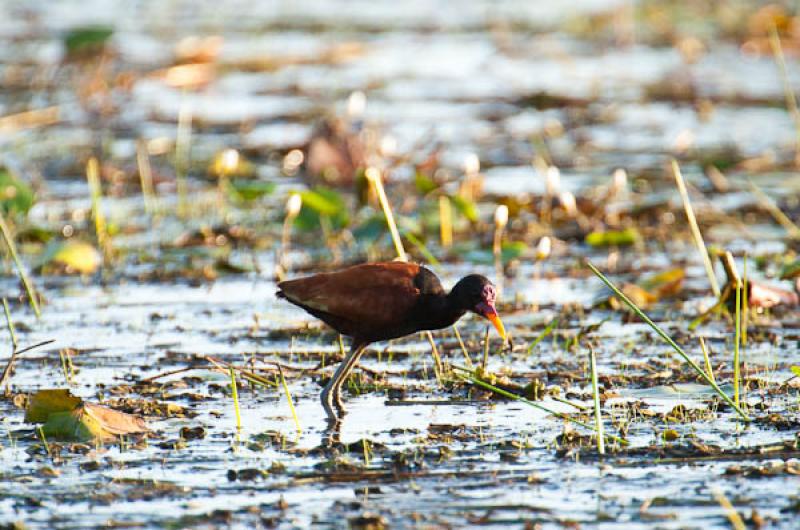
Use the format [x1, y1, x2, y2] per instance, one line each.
[450, 275, 506, 340]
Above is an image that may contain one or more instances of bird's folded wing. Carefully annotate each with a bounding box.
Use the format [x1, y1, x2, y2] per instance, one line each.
[278, 262, 421, 327]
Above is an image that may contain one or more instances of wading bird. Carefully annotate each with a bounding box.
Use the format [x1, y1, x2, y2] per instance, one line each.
[277, 262, 507, 423]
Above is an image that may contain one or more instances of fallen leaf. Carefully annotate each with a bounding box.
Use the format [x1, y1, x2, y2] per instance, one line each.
[25, 389, 148, 442]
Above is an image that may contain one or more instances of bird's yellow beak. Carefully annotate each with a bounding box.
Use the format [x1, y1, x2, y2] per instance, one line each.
[485, 311, 507, 341]
[475, 301, 507, 341]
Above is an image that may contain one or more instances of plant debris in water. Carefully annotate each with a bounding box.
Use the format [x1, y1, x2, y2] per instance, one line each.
[1, 1, 800, 529]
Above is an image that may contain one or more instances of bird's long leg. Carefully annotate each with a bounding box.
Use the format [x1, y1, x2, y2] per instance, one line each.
[321, 341, 367, 421]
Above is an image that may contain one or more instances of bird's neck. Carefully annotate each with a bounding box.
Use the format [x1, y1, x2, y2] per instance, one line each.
[417, 292, 466, 330]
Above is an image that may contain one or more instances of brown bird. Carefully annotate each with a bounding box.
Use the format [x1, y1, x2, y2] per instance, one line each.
[277, 262, 507, 422]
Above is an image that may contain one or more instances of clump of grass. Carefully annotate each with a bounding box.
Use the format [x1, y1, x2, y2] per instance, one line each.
[671, 160, 720, 297]
[586, 260, 750, 421]
[0, 214, 41, 318]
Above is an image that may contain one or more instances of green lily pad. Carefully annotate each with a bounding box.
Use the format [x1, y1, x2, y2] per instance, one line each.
[226, 180, 275, 202]
[295, 187, 349, 231]
[40, 240, 102, 275]
[64, 26, 113, 57]
[585, 227, 640, 247]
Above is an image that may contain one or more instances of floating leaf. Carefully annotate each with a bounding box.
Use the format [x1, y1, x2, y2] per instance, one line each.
[459, 241, 528, 265]
[791, 366, 800, 378]
[25, 389, 82, 423]
[585, 227, 640, 247]
[295, 187, 349, 231]
[64, 26, 113, 57]
[40, 240, 101, 274]
[26, 389, 148, 442]
[414, 172, 439, 195]
[641, 268, 685, 298]
[226, 180, 275, 202]
[609, 284, 657, 310]
[501, 241, 527, 263]
[0, 170, 35, 217]
[352, 215, 388, 243]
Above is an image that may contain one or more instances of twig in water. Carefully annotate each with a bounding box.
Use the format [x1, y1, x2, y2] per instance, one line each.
[0, 214, 40, 318]
[768, 23, 800, 158]
[589, 346, 605, 455]
[747, 178, 800, 239]
[671, 160, 720, 297]
[86, 157, 110, 260]
[711, 487, 746, 530]
[136, 139, 157, 215]
[699, 337, 715, 384]
[452, 324, 473, 369]
[229, 367, 242, 431]
[3, 298, 17, 351]
[366, 167, 406, 261]
[493, 205, 508, 295]
[277, 365, 301, 435]
[175, 99, 193, 218]
[0, 339, 56, 388]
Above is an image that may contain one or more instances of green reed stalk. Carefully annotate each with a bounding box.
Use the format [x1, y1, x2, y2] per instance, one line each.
[453, 366, 628, 446]
[586, 260, 750, 421]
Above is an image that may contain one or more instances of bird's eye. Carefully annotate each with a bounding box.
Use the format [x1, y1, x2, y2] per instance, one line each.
[481, 284, 496, 303]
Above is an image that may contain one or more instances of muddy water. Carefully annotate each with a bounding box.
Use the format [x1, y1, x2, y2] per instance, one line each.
[2, 1, 800, 529]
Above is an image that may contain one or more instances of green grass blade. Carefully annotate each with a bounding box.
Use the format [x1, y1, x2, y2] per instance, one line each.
[586, 260, 750, 421]
[453, 367, 628, 446]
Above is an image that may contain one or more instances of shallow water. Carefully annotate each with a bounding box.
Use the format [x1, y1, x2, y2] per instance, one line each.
[2, 1, 800, 529]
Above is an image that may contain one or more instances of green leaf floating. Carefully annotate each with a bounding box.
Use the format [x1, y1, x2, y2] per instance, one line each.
[25, 389, 148, 442]
[0, 170, 35, 217]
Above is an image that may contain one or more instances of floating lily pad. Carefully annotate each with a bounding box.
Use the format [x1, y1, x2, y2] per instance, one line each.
[449, 195, 478, 223]
[226, 180, 275, 202]
[585, 227, 640, 247]
[295, 187, 349, 231]
[26, 389, 148, 442]
[64, 26, 113, 57]
[40, 240, 102, 275]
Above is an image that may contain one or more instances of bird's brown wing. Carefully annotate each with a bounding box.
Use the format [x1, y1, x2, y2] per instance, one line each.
[278, 262, 422, 337]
